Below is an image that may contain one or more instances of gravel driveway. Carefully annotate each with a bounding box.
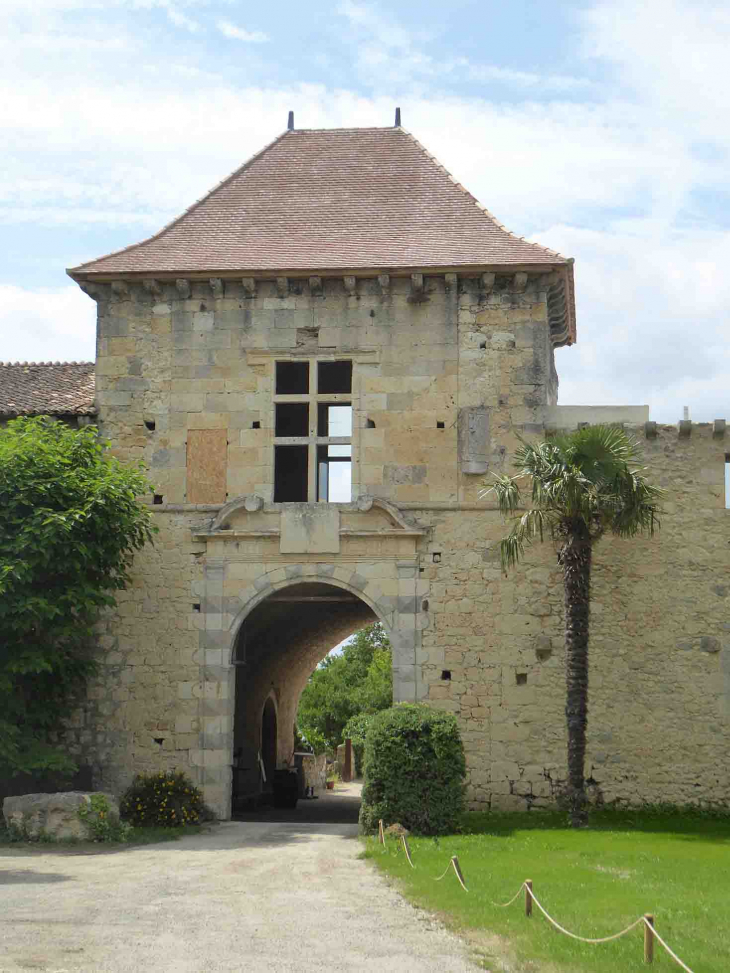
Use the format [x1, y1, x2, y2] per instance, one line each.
[0, 819, 482, 973]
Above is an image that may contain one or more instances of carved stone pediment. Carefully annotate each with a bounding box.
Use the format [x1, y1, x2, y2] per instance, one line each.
[193, 495, 427, 556]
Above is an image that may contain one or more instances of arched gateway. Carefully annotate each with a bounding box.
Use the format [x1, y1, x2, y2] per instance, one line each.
[192, 499, 429, 818]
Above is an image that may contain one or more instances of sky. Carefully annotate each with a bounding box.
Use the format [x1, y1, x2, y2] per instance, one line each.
[1, 0, 728, 422]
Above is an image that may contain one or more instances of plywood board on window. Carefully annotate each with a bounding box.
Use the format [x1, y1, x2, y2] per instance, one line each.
[187, 428, 227, 503]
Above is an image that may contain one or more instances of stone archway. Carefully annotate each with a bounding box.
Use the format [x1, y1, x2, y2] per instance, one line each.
[230, 580, 378, 811]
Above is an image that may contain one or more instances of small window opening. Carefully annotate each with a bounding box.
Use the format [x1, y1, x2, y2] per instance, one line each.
[725, 454, 730, 510]
[274, 445, 308, 501]
[516, 673, 528, 685]
[318, 360, 352, 394]
[252, 420, 261, 429]
[192, 603, 201, 612]
[422, 599, 429, 612]
[153, 737, 164, 746]
[479, 340, 487, 350]
[437, 421, 445, 429]
[276, 360, 309, 394]
[317, 444, 352, 501]
[432, 552, 442, 563]
[153, 494, 164, 505]
[318, 403, 352, 437]
[366, 418, 376, 429]
[276, 402, 309, 437]
[441, 670, 452, 681]
[144, 419, 156, 431]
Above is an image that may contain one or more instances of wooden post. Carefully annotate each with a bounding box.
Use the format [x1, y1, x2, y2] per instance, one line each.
[525, 880, 533, 918]
[378, 819, 385, 845]
[644, 914, 654, 964]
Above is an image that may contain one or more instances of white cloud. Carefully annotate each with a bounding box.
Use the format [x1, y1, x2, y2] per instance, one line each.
[0, 285, 96, 364]
[0, 0, 728, 422]
[337, 1, 590, 92]
[217, 20, 268, 43]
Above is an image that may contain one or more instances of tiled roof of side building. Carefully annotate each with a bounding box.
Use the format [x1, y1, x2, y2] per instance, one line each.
[0, 362, 96, 417]
[67, 126, 573, 276]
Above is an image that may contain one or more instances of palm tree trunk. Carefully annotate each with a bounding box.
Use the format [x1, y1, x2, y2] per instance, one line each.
[560, 526, 592, 827]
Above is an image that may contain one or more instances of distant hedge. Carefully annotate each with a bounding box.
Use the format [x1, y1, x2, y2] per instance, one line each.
[359, 704, 466, 836]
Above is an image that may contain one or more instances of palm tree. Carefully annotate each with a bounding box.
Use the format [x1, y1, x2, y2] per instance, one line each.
[485, 425, 662, 827]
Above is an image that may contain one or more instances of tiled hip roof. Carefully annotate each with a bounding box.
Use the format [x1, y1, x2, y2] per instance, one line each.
[0, 362, 95, 417]
[68, 127, 573, 277]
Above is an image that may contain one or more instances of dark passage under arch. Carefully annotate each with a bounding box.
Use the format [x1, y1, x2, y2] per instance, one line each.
[231, 581, 380, 822]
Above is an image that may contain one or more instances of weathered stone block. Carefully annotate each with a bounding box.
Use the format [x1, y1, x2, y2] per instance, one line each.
[3, 792, 120, 840]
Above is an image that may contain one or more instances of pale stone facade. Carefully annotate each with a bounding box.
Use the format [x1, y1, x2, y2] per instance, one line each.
[64, 270, 730, 818]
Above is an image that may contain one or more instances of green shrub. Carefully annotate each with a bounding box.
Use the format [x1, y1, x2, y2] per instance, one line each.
[120, 770, 207, 828]
[78, 793, 132, 842]
[359, 704, 466, 836]
[342, 712, 373, 777]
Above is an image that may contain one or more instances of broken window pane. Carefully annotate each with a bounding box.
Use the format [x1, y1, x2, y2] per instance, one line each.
[318, 404, 352, 437]
[276, 360, 309, 394]
[274, 445, 308, 501]
[317, 360, 352, 394]
[275, 402, 309, 437]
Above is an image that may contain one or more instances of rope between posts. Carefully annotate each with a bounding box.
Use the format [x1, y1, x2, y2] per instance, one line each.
[492, 883, 526, 908]
[377, 832, 696, 971]
[527, 888, 646, 944]
[644, 919, 695, 973]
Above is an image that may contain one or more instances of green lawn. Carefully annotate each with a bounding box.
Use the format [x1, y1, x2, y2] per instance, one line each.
[364, 808, 730, 973]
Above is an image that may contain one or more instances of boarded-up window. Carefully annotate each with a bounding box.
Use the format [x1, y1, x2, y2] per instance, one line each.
[187, 429, 227, 503]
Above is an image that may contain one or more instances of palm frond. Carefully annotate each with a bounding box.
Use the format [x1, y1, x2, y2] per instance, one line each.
[500, 508, 552, 571]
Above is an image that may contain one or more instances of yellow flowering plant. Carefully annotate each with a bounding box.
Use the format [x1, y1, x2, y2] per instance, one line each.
[120, 769, 208, 828]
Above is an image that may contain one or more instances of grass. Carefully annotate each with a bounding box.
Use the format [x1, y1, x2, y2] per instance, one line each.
[0, 822, 204, 848]
[364, 807, 730, 973]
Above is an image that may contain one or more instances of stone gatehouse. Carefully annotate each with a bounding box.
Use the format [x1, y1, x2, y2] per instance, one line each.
[8, 121, 727, 819]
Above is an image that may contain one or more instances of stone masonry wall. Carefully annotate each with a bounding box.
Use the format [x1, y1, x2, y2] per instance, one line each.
[69, 271, 730, 816]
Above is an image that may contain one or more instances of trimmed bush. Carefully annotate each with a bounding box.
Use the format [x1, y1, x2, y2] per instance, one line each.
[120, 770, 206, 828]
[359, 704, 466, 836]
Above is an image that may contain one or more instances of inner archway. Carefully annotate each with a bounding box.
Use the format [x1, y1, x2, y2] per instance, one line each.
[260, 695, 277, 788]
[231, 581, 380, 818]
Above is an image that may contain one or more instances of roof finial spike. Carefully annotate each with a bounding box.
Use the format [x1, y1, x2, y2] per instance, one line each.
[394, 106, 401, 127]
[287, 110, 294, 131]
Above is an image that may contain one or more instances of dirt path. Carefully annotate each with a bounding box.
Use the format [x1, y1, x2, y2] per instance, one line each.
[0, 815, 482, 972]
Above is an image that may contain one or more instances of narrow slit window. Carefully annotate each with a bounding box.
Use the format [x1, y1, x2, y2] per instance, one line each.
[274, 445, 308, 501]
[276, 360, 309, 394]
[318, 360, 352, 394]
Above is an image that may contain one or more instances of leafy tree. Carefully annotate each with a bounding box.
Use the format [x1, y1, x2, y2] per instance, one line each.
[487, 425, 662, 827]
[297, 622, 392, 751]
[0, 417, 156, 777]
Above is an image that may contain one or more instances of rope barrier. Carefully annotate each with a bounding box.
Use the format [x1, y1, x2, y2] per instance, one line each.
[434, 855, 468, 891]
[492, 883, 526, 908]
[400, 834, 415, 868]
[374, 832, 697, 971]
[643, 919, 695, 973]
[527, 887, 645, 944]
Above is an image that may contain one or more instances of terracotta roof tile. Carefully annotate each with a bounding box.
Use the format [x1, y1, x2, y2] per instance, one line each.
[0, 362, 95, 417]
[68, 127, 572, 277]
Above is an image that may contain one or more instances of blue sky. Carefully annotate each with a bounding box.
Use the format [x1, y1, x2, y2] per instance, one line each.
[1, 0, 728, 422]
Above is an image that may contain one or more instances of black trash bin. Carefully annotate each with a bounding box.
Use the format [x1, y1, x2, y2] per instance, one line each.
[272, 769, 299, 809]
